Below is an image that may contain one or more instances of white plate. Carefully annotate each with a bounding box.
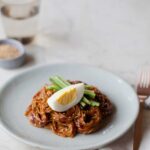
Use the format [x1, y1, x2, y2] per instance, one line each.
[0, 63, 139, 150]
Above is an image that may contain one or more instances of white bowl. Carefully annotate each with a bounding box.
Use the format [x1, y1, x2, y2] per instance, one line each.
[0, 39, 25, 69]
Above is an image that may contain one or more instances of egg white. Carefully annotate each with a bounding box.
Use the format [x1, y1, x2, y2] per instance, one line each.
[47, 83, 84, 112]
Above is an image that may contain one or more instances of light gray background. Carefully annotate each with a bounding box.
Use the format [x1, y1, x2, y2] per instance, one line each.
[0, 0, 150, 150]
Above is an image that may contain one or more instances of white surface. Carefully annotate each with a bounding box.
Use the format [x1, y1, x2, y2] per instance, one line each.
[0, 64, 139, 150]
[0, 0, 150, 150]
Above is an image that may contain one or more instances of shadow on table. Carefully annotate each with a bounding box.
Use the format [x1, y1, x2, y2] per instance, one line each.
[22, 44, 47, 68]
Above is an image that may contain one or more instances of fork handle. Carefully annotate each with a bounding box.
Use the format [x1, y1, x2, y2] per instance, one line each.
[133, 101, 144, 150]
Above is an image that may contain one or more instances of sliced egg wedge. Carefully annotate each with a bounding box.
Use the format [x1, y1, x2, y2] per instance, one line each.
[47, 83, 84, 112]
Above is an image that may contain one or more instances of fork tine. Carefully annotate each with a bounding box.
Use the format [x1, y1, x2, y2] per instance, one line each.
[138, 70, 142, 88]
[140, 71, 145, 88]
[146, 68, 150, 88]
[148, 69, 150, 88]
[143, 71, 147, 88]
[145, 69, 149, 88]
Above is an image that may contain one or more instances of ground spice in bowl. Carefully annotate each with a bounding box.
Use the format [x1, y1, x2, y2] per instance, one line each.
[0, 44, 21, 60]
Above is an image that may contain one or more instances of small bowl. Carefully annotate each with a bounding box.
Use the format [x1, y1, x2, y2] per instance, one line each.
[0, 39, 25, 69]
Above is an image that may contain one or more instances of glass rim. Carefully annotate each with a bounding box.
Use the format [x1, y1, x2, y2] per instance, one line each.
[1, 0, 40, 5]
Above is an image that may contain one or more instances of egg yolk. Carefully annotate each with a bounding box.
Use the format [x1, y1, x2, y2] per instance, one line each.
[57, 88, 77, 105]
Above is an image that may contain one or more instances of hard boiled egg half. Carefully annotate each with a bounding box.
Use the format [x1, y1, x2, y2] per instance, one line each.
[47, 83, 84, 112]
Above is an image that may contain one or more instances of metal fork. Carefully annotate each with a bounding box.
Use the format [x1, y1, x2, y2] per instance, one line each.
[133, 69, 150, 150]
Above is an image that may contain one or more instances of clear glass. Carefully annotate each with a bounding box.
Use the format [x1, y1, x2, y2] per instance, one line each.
[0, 0, 40, 44]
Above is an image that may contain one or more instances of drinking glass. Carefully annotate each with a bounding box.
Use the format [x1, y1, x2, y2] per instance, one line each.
[0, 0, 40, 44]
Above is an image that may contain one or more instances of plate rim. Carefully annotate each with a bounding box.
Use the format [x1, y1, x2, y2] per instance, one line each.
[0, 63, 139, 150]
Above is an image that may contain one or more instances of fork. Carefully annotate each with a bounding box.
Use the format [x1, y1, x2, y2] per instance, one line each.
[133, 69, 150, 150]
